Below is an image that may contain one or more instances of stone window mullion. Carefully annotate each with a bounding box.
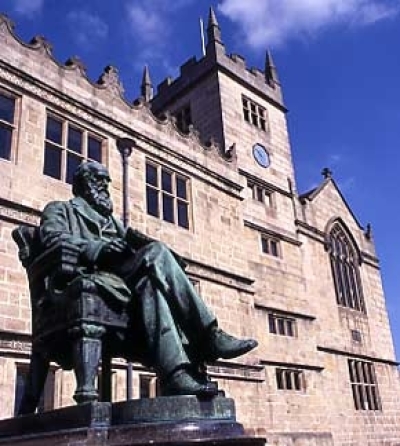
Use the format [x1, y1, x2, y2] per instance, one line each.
[145, 160, 191, 230]
[329, 223, 365, 312]
[44, 113, 104, 183]
[348, 359, 380, 411]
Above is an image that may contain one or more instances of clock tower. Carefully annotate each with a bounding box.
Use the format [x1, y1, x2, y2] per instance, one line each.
[151, 7, 297, 236]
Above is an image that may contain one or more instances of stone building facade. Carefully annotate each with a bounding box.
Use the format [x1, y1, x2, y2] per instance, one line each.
[0, 9, 399, 445]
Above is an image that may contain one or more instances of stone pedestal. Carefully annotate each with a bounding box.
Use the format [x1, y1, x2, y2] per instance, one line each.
[0, 396, 265, 446]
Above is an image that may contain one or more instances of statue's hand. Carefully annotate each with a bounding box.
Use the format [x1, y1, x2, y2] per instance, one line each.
[102, 239, 127, 254]
[98, 239, 128, 265]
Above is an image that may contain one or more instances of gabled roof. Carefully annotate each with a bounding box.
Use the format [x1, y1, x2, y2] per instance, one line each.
[299, 176, 364, 230]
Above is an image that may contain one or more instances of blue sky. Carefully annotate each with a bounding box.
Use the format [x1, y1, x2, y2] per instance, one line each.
[2, 0, 400, 356]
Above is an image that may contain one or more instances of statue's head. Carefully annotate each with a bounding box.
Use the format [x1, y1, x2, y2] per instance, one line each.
[72, 161, 113, 217]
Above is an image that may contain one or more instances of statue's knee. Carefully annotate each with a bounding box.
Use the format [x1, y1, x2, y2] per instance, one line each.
[146, 241, 170, 258]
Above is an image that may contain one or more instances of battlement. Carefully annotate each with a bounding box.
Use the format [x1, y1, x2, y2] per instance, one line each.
[152, 12, 284, 114]
[0, 13, 235, 164]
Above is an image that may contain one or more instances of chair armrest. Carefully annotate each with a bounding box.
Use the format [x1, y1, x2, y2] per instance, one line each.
[12, 226, 40, 268]
[27, 242, 82, 285]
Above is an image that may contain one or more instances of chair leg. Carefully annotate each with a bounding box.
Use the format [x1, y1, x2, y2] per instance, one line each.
[70, 324, 105, 404]
[18, 350, 49, 415]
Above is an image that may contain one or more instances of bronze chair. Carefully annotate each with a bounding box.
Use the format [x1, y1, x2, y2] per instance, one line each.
[12, 225, 131, 415]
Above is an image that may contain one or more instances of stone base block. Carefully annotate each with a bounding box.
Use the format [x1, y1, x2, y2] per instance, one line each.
[0, 396, 266, 446]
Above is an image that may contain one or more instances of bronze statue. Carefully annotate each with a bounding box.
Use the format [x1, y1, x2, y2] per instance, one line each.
[38, 161, 257, 397]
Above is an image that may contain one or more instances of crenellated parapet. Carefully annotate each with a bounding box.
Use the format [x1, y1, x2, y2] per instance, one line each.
[0, 14, 126, 101]
[151, 7, 284, 115]
[133, 101, 234, 163]
[0, 13, 231, 163]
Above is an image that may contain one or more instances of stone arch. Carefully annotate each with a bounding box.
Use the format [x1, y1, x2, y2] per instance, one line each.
[325, 218, 365, 312]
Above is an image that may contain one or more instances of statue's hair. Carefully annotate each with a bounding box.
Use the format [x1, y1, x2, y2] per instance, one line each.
[72, 161, 110, 196]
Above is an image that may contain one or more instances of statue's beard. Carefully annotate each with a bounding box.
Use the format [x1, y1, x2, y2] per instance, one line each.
[84, 187, 113, 217]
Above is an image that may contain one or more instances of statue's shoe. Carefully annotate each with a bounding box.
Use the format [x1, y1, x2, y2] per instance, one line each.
[162, 369, 218, 397]
[207, 327, 258, 360]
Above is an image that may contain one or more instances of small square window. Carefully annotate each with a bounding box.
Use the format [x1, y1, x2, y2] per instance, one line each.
[268, 313, 296, 337]
[276, 368, 304, 391]
[242, 95, 267, 131]
[351, 329, 362, 343]
[175, 104, 192, 133]
[248, 181, 273, 207]
[261, 236, 280, 257]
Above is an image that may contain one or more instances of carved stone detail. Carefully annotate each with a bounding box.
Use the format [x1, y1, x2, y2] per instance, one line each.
[29, 35, 53, 54]
[97, 65, 124, 97]
[0, 203, 40, 225]
[0, 339, 31, 353]
[0, 66, 232, 164]
[65, 56, 87, 74]
[0, 66, 121, 137]
[0, 15, 15, 38]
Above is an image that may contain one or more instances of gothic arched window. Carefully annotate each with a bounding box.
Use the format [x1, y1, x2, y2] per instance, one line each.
[328, 223, 365, 312]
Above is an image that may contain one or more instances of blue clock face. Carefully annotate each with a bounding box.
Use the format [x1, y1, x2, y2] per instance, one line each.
[252, 143, 270, 168]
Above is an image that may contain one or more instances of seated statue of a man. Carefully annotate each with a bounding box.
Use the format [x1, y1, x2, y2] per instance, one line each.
[40, 160, 257, 397]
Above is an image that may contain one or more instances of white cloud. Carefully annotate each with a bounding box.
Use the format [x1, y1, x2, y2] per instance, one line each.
[126, 5, 164, 44]
[126, 0, 194, 43]
[217, 0, 399, 48]
[67, 11, 108, 49]
[125, 0, 193, 72]
[14, 0, 44, 17]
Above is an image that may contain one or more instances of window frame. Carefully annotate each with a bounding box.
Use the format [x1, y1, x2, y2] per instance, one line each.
[174, 104, 192, 133]
[276, 368, 304, 391]
[0, 88, 19, 162]
[348, 359, 381, 411]
[242, 96, 267, 131]
[43, 113, 105, 184]
[145, 160, 191, 230]
[328, 223, 365, 312]
[268, 312, 296, 337]
[261, 235, 280, 258]
[248, 179, 274, 207]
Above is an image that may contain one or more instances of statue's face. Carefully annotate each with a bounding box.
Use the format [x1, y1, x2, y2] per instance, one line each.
[83, 167, 113, 217]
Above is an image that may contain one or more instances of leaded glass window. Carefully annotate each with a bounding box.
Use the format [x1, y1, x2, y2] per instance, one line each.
[329, 223, 365, 312]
